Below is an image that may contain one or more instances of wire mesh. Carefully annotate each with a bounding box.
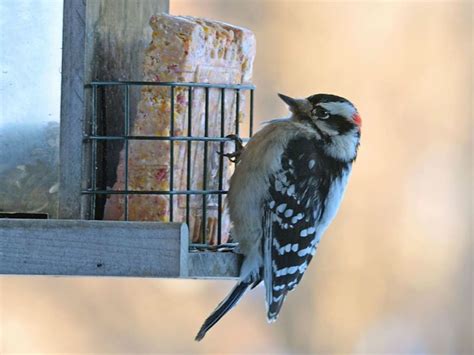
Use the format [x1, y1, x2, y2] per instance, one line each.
[83, 81, 255, 248]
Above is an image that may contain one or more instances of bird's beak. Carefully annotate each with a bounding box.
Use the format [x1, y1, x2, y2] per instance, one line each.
[278, 93, 298, 107]
[278, 93, 308, 114]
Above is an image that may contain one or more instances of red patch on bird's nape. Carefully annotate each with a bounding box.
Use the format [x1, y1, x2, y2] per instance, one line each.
[353, 113, 362, 127]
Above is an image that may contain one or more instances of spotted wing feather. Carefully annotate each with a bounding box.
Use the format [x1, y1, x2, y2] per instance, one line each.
[264, 135, 348, 321]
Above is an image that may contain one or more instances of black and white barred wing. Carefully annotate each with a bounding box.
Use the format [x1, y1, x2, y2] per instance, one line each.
[263, 137, 327, 322]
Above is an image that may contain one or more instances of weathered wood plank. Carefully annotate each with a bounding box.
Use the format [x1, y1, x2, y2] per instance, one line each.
[0, 219, 187, 278]
[187, 252, 241, 280]
[0, 219, 242, 279]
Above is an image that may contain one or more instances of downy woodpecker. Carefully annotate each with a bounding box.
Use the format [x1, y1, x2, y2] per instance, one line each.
[195, 93, 361, 341]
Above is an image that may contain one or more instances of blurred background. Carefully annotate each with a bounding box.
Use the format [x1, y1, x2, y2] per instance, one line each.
[1, 0, 472, 353]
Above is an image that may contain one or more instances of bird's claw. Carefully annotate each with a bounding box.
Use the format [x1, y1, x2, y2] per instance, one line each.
[220, 152, 240, 163]
[218, 134, 244, 163]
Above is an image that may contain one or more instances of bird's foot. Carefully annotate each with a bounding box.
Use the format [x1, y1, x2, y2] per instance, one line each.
[199, 243, 239, 252]
[218, 134, 244, 163]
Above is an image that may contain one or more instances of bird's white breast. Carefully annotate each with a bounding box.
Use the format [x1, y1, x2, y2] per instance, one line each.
[315, 167, 352, 239]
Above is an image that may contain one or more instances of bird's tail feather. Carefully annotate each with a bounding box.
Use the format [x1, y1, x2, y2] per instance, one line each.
[195, 280, 251, 341]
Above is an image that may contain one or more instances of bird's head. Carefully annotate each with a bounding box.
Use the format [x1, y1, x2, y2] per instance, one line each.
[278, 93, 361, 161]
[278, 93, 361, 135]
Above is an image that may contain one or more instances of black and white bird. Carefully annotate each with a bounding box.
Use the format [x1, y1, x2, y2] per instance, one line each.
[195, 93, 361, 341]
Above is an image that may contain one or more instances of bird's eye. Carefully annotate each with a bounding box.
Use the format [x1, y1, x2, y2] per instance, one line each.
[312, 106, 330, 119]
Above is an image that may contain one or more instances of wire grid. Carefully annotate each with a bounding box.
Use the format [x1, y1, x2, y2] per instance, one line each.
[83, 81, 255, 247]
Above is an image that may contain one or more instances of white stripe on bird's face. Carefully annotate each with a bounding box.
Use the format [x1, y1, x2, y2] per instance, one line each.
[318, 101, 357, 120]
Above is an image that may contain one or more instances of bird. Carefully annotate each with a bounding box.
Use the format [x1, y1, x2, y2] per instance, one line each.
[195, 92, 362, 341]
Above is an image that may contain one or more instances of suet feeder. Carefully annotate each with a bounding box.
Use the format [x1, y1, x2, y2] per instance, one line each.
[0, 0, 255, 279]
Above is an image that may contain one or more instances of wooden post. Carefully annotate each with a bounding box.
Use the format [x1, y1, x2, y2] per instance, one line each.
[59, 0, 87, 219]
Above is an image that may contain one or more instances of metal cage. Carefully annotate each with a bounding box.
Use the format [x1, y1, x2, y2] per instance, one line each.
[83, 81, 255, 249]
